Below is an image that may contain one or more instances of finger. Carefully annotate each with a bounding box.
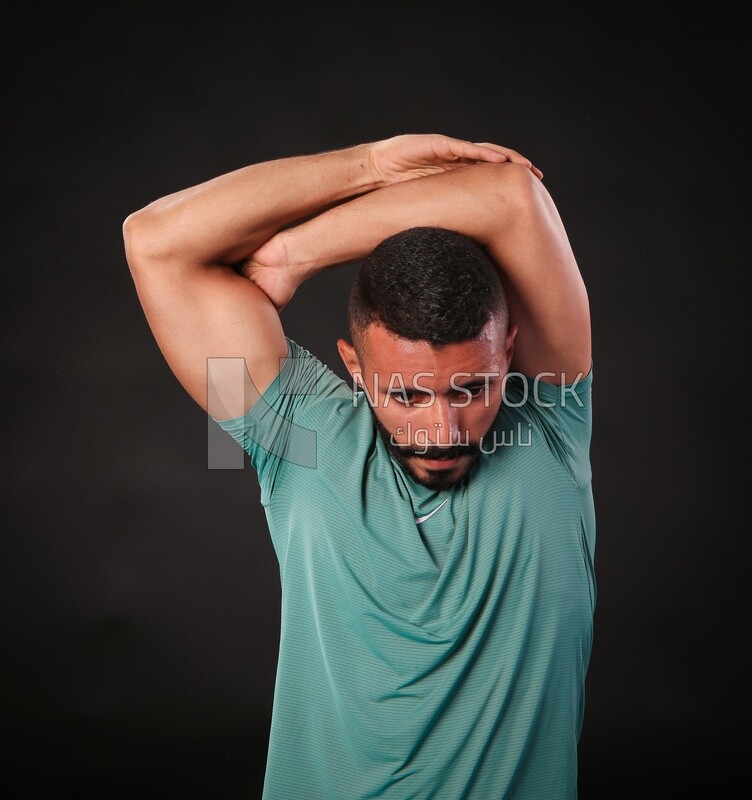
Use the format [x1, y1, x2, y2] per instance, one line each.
[461, 143, 508, 163]
[440, 138, 508, 163]
[474, 142, 543, 180]
[475, 143, 532, 167]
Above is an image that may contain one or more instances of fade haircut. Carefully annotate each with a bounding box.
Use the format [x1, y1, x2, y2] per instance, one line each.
[347, 226, 508, 354]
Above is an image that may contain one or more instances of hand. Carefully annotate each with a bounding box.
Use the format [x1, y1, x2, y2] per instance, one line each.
[238, 236, 302, 312]
[367, 133, 543, 186]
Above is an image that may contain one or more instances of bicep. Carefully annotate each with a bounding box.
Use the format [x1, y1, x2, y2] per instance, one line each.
[487, 165, 591, 385]
[128, 260, 288, 418]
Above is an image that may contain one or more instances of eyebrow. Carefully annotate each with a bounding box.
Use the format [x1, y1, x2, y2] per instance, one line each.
[384, 377, 499, 395]
[446, 381, 496, 396]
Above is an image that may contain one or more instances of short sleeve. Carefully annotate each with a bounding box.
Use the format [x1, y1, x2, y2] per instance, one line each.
[503, 363, 593, 487]
[213, 338, 351, 504]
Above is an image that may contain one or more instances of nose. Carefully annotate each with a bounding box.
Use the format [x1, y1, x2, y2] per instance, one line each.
[422, 398, 463, 446]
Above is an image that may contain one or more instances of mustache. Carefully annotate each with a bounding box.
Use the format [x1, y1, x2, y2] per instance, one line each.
[372, 415, 483, 461]
[394, 443, 479, 460]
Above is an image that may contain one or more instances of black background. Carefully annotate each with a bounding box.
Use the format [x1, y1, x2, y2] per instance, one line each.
[3, 3, 749, 798]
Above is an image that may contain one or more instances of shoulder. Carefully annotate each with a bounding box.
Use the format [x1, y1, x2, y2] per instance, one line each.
[491, 365, 594, 487]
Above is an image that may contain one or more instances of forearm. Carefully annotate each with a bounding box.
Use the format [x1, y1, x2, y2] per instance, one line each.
[123, 143, 381, 268]
[273, 162, 527, 279]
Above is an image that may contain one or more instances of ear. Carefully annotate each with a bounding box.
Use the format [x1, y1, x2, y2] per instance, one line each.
[505, 324, 518, 369]
[337, 339, 362, 384]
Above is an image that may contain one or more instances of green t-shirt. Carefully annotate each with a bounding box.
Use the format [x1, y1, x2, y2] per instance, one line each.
[217, 338, 596, 800]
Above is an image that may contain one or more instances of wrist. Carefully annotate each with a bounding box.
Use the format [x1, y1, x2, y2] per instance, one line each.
[343, 141, 385, 194]
[254, 229, 321, 289]
[275, 227, 323, 282]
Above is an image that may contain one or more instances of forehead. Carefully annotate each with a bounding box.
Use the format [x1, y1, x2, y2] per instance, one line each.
[360, 321, 506, 383]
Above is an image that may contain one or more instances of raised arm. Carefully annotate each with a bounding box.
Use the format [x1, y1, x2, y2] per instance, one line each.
[255, 159, 589, 385]
[122, 135, 528, 419]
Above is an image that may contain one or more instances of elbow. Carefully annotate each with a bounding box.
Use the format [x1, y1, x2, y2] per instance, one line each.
[122, 209, 141, 240]
[122, 210, 141, 257]
[501, 161, 540, 206]
[496, 162, 552, 229]
[122, 207, 164, 274]
[477, 161, 540, 223]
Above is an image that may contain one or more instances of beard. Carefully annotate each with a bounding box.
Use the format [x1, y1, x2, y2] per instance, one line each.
[371, 413, 492, 490]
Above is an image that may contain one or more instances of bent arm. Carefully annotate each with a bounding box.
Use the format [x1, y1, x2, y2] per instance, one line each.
[272, 162, 591, 384]
[123, 144, 379, 418]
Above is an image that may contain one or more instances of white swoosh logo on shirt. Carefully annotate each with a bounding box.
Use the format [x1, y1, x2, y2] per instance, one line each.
[414, 498, 449, 524]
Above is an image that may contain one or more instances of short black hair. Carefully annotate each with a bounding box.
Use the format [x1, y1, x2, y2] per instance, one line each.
[347, 226, 508, 353]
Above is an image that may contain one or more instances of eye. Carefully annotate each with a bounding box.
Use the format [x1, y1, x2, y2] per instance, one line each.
[387, 390, 411, 406]
[455, 385, 485, 399]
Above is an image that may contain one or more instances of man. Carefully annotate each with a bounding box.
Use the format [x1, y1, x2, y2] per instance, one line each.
[123, 134, 595, 799]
